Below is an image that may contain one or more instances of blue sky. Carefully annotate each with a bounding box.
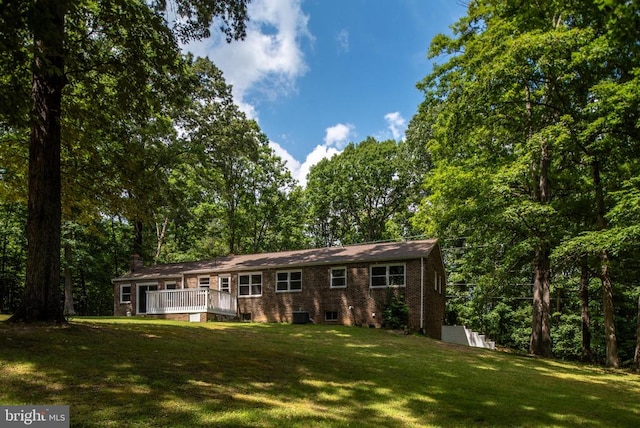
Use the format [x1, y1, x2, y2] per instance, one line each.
[185, 0, 466, 185]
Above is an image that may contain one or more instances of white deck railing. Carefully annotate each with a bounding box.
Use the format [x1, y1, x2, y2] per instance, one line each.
[146, 288, 237, 316]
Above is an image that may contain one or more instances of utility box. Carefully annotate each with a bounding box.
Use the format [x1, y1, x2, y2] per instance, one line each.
[292, 311, 310, 324]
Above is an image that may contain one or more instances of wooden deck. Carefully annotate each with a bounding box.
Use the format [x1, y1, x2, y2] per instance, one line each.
[146, 288, 237, 317]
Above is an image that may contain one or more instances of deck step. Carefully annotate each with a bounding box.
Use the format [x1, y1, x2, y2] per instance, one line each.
[441, 325, 496, 350]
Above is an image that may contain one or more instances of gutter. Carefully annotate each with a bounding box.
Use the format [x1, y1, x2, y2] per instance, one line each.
[112, 274, 182, 283]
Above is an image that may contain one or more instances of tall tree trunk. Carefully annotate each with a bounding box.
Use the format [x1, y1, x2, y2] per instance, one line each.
[111, 217, 120, 278]
[1, 207, 9, 313]
[529, 135, 553, 357]
[10, 0, 68, 323]
[601, 254, 619, 368]
[63, 242, 75, 316]
[133, 220, 144, 256]
[79, 266, 88, 316]
[579, 257, 592, 363]
[154, 217, 168, 263]
[634, 292, 640, 370]
[530, 245, 553, 357]
[593, 158, 619, 368]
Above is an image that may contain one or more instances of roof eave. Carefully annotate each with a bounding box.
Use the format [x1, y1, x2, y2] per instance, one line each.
[182, 252, 436, 275]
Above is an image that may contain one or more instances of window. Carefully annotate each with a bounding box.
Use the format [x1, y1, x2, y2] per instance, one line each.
[219, 276, 230, 293]
[165, 282, 177, 290]
[325, 311, 338, 321]
[276, 270, 302, 292]
[239, 273, 262, 297]
[330, 267, 347, 288]
[370, 264, 405, 288]
[120, 284, 131, 303]
[198, 276, 210, 289]
[435, 272, 443, 294]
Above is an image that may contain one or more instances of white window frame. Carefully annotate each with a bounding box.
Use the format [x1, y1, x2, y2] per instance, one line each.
[330, 267, 347, 288]
[120, 284, 131, 303]
[218, 275, 231, 293]
[276, 270, 302, 293]
[198, 275, 211, 289]
[238, 272, 262, 297]
[165, 281, 177, 290]
[370, 263, 406, 288]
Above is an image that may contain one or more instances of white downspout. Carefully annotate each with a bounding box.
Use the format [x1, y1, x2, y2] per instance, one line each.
[420, 256, 424, 332]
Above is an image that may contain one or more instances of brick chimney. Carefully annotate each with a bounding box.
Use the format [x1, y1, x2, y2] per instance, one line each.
[130, 254, 143, 272]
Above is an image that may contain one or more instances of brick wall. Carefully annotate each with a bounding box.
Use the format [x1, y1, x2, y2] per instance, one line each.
[204, 253, 444, 338]
[114, 248, 446, 339]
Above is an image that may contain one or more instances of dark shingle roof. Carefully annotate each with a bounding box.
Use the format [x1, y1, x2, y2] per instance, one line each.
[113, 239, 438, 282]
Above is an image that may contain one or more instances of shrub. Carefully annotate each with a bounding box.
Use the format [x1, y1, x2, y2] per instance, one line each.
[382, 291, 409, 330]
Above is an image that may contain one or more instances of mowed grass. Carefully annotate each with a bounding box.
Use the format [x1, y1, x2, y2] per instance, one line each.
[1, 315, 639, 427]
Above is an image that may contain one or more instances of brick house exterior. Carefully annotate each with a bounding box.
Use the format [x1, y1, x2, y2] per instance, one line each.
[112, 239, 446, 338]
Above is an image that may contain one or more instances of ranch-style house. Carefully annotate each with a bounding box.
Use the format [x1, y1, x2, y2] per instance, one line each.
[112, 239, 446, 338]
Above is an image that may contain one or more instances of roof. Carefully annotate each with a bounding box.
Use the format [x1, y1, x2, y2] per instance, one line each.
[113, 239, 439, 282]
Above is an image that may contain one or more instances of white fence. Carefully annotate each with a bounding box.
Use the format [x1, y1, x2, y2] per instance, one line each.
[146, 288, 237, 316]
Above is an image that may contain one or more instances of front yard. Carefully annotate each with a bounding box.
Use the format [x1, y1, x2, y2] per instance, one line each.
[1, 316, 639, 427]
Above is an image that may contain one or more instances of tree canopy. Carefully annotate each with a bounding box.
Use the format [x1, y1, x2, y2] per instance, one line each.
[1, 0, 640, 368]
[0, 0, 250, 322]
[409, 0, 640, 364]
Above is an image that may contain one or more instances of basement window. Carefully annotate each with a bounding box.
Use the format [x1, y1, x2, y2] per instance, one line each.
[325, 311, 339, 322]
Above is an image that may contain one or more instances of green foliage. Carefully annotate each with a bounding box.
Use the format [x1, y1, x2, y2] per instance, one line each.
[551, 313, 584, 361]
[0, 203, 26, 314]
[306, 137, 423, 246]
[152, 58, 309, 261]
[0, 0, 251, 322]
[411, 0, 640, 361]
[61, 219, 131, 316]
[382, 291, 409, 330]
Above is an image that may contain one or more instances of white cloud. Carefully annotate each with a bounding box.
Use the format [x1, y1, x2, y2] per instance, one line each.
[297, 144, 341, 187]
[269, 140, 301, 179]
[336, 29, 349, 53]
[270, 121, 354, 187]
[384, 112, 407, 141]
[184, 0, 312, 119]
[324, 123, 354, 148]
[270, 141, 340, 187]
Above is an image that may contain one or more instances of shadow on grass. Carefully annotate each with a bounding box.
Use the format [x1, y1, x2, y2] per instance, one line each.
[1, 319, 639, 427]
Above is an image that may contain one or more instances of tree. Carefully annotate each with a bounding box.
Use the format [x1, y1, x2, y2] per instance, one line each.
[306, 137, 420, 246]
[412, 0, 640, 363]
[150, 57, 307, 261]
[1, 0, 250, 323]
[0, 203, 27, 314]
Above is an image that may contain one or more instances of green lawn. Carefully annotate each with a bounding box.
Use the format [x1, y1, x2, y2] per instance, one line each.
[1, 316, 639, 427]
